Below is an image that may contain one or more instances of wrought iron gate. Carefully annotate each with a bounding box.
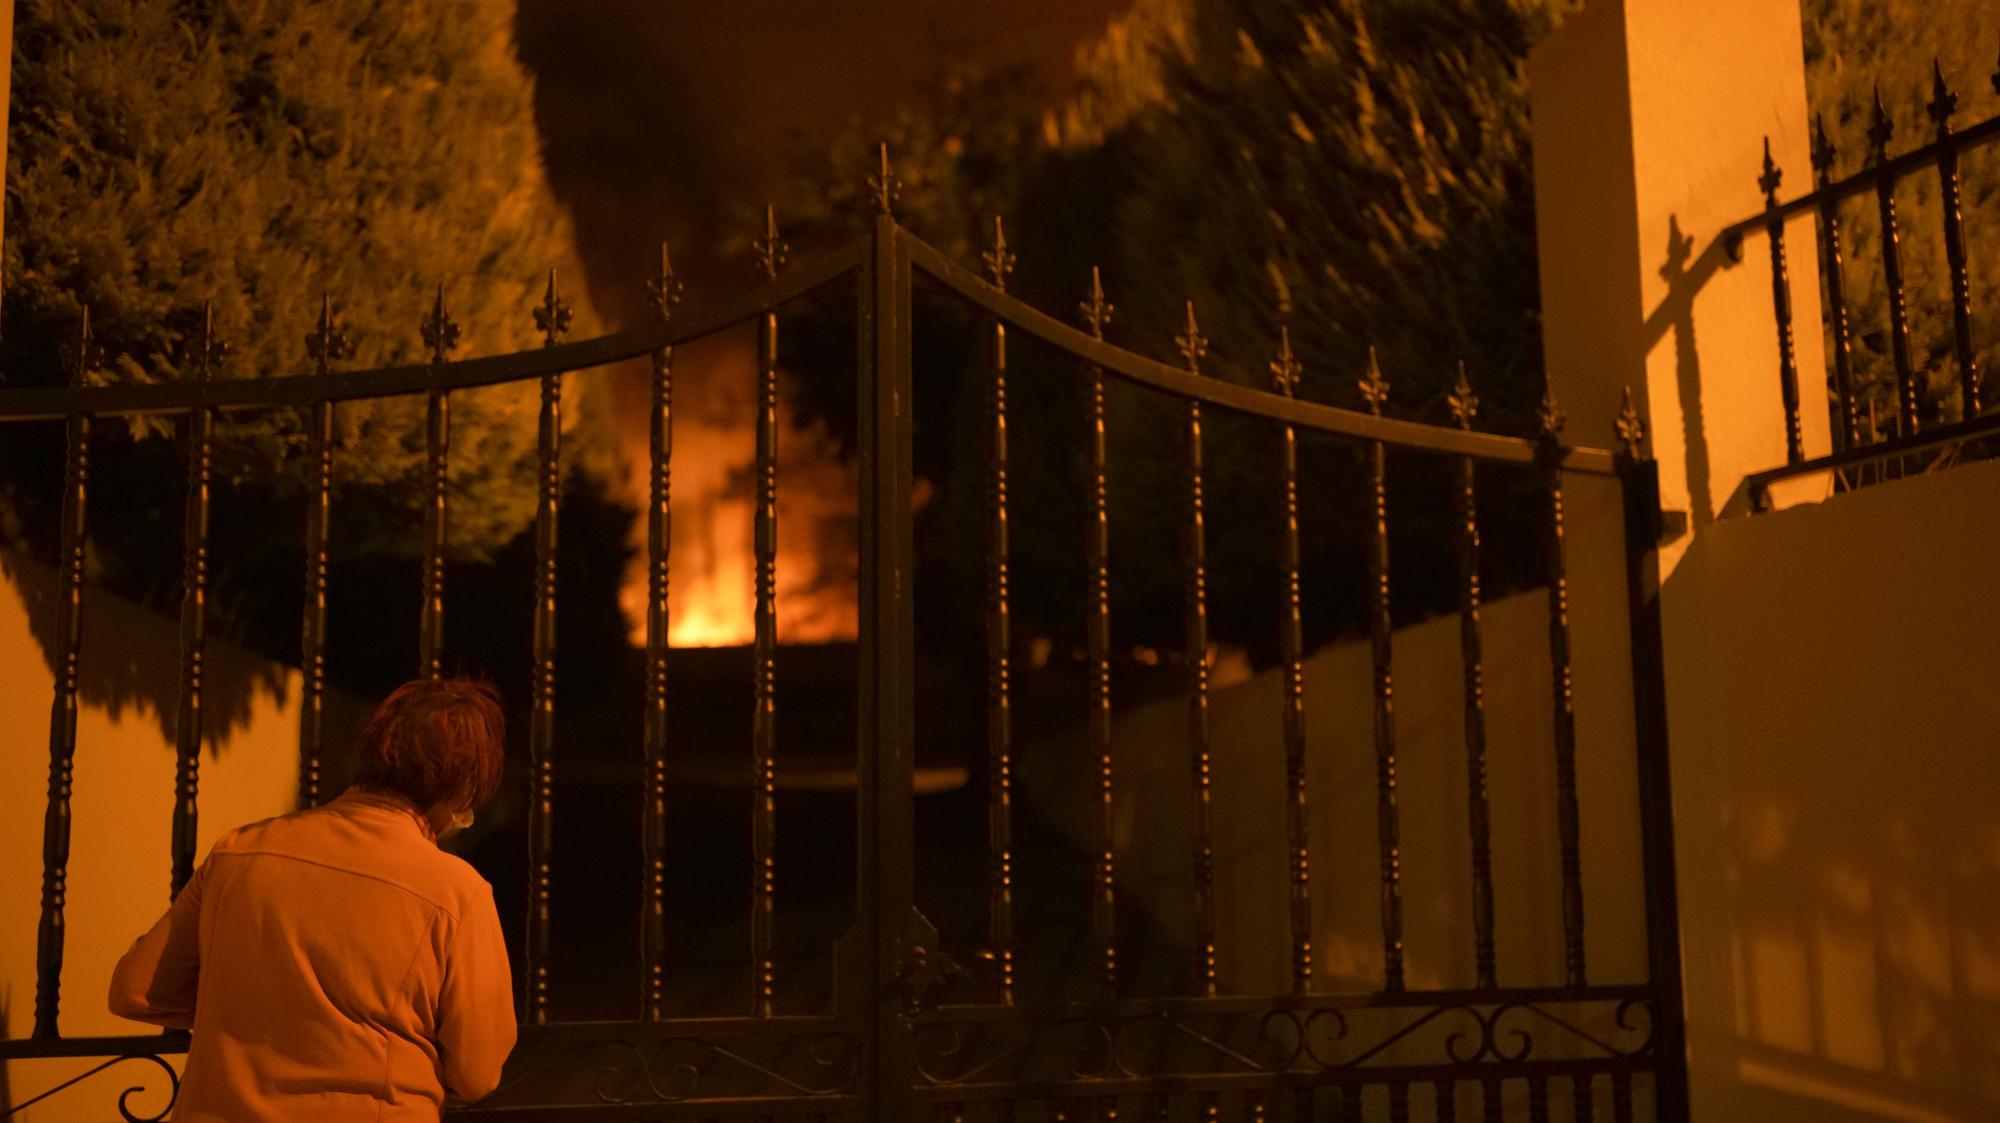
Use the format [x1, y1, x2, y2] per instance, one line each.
[1, 162, 1688, 1120]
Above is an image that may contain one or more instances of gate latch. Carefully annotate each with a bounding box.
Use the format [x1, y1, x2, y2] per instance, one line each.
[894, 909, 965, 1018]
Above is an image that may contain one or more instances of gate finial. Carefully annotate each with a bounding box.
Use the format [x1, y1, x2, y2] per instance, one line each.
[647, 241, 684, 323]
[534, 269, 572, 348]
[1867, 85, 1894, 161]
[1175, 300, 1208, 374]
[312, 293, 357, 373]
[1538, 383, 1567, 442]
[417, 286, 455, 365]
[1079, 267, 1113, 340]
[1757, 137, 1782, 207]
[68, 305, 102, 386]
[981, 215, 1015, 291]
[1269, 325, 1302, 397]
[1614, 386, 1645, 457]
[1357, 346, 1389, 416]
[193, 300, 229, 381]
[868, 142, 901, 217]
[753, 204, 788, 281]
[1810, 114, 1836, 182]
[1447, 361, 1478, 430]
[1928, 60, 1958, 138]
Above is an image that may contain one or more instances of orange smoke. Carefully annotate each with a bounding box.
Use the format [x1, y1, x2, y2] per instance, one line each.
[615, 327, 860, 648]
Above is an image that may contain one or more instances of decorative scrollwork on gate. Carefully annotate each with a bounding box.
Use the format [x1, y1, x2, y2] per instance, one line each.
[0, 1052, 181, 1121]
[911, 994, 1656, 1091]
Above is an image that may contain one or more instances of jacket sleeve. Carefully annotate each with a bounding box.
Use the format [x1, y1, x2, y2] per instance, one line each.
[438, 884, 518, 1101]
[107, 852, 214, 1029]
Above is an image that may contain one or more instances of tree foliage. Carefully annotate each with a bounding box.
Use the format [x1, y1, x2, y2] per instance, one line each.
[1, 0, 603, 631]
[768, 1, 1565, 664]
[1084, 0, 1558, 429]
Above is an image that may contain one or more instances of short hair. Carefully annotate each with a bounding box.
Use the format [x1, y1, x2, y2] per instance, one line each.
[354, 678, 505, 813]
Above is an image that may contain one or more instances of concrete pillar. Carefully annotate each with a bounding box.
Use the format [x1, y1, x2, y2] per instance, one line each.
[1531, 0, 1828, 575]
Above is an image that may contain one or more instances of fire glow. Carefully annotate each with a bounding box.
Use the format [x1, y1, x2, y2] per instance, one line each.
[616, 329, 860, 648]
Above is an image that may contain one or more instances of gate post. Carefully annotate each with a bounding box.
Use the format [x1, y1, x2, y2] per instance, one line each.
[855, 212, 916, 1121]
[1620, 455, 1690, 1121]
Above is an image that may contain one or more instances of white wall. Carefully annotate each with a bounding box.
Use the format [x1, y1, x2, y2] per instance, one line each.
[0, 552, 364, 1120]
[1662, 459, 2000, 1121]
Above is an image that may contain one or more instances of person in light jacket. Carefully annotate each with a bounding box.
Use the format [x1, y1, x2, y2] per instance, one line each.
[110, 678, 518, 1122]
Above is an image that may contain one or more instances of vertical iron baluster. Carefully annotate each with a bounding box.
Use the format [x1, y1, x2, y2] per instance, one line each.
[1930, 63, 1982, 419]
[1270, 329, 1313, 995]
[1448, 366, 1498, 988]
[1338, 1086, 1362, 1122]
[526, 271, 571, 1025]
[297, 386, 331, 809]
[1176, 300, 1218, 997]
[1811, 117, 1862, 451]
[1610, 1073, 1632, 1123]
[171, 303, 222, 898]
[1389, 1081, 1410, 1123]
[1869, 90, 1920, 435]
[300, 294, 351, 810]
[1246, 1090, 1267, 1122]
[1528, 1076, 1550, 1123]
[1481, 1076, 1503, 1123]
[1097, 1095, 1117, 1122]
[1079, 267, 1117, 996]
[1195, 1091, 1219, 1121]
[982, 217, 1017, 1005]
[643, 244, 682, 1021]
[1571, 1074, 1594, 1123]
[419, 284, 453, 678]
[1543, 388, 1589, 987]
[1758, 139, 1805, 464]
[33, 309, 96, 1039]
[751, 205, 787, 1017]
[1434, 1081, 1457, 1123]
[1358, 348, 1404, 992]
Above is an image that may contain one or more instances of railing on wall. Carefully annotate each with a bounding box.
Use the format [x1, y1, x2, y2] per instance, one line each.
[1724, 47, 2000, 509]
[1, 149, 1690, 1121]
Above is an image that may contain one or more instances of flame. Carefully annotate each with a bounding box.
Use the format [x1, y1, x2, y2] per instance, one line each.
[616, 328, 859, 648]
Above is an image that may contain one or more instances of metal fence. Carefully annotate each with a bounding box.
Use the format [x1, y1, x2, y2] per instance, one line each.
[1725, 52, 2000, 507]
[0, 150, 1688, 1121]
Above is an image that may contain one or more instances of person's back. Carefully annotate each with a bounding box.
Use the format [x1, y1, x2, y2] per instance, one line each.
[109, 679, 517, 1122]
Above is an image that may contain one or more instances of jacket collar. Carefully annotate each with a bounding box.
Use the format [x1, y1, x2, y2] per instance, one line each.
[331, 787, 438, 843]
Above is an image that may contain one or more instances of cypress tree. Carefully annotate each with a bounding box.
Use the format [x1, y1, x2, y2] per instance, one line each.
[2, 0, 601, 626]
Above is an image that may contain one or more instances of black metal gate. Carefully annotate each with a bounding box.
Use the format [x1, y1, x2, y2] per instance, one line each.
[1, 172, 1688, 1120]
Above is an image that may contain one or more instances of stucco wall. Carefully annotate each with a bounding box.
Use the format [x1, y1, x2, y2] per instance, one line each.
[1532, 0, 1830, 575]
[0, 553, 365, 1120]
[1662, 459, 2000, 1121]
